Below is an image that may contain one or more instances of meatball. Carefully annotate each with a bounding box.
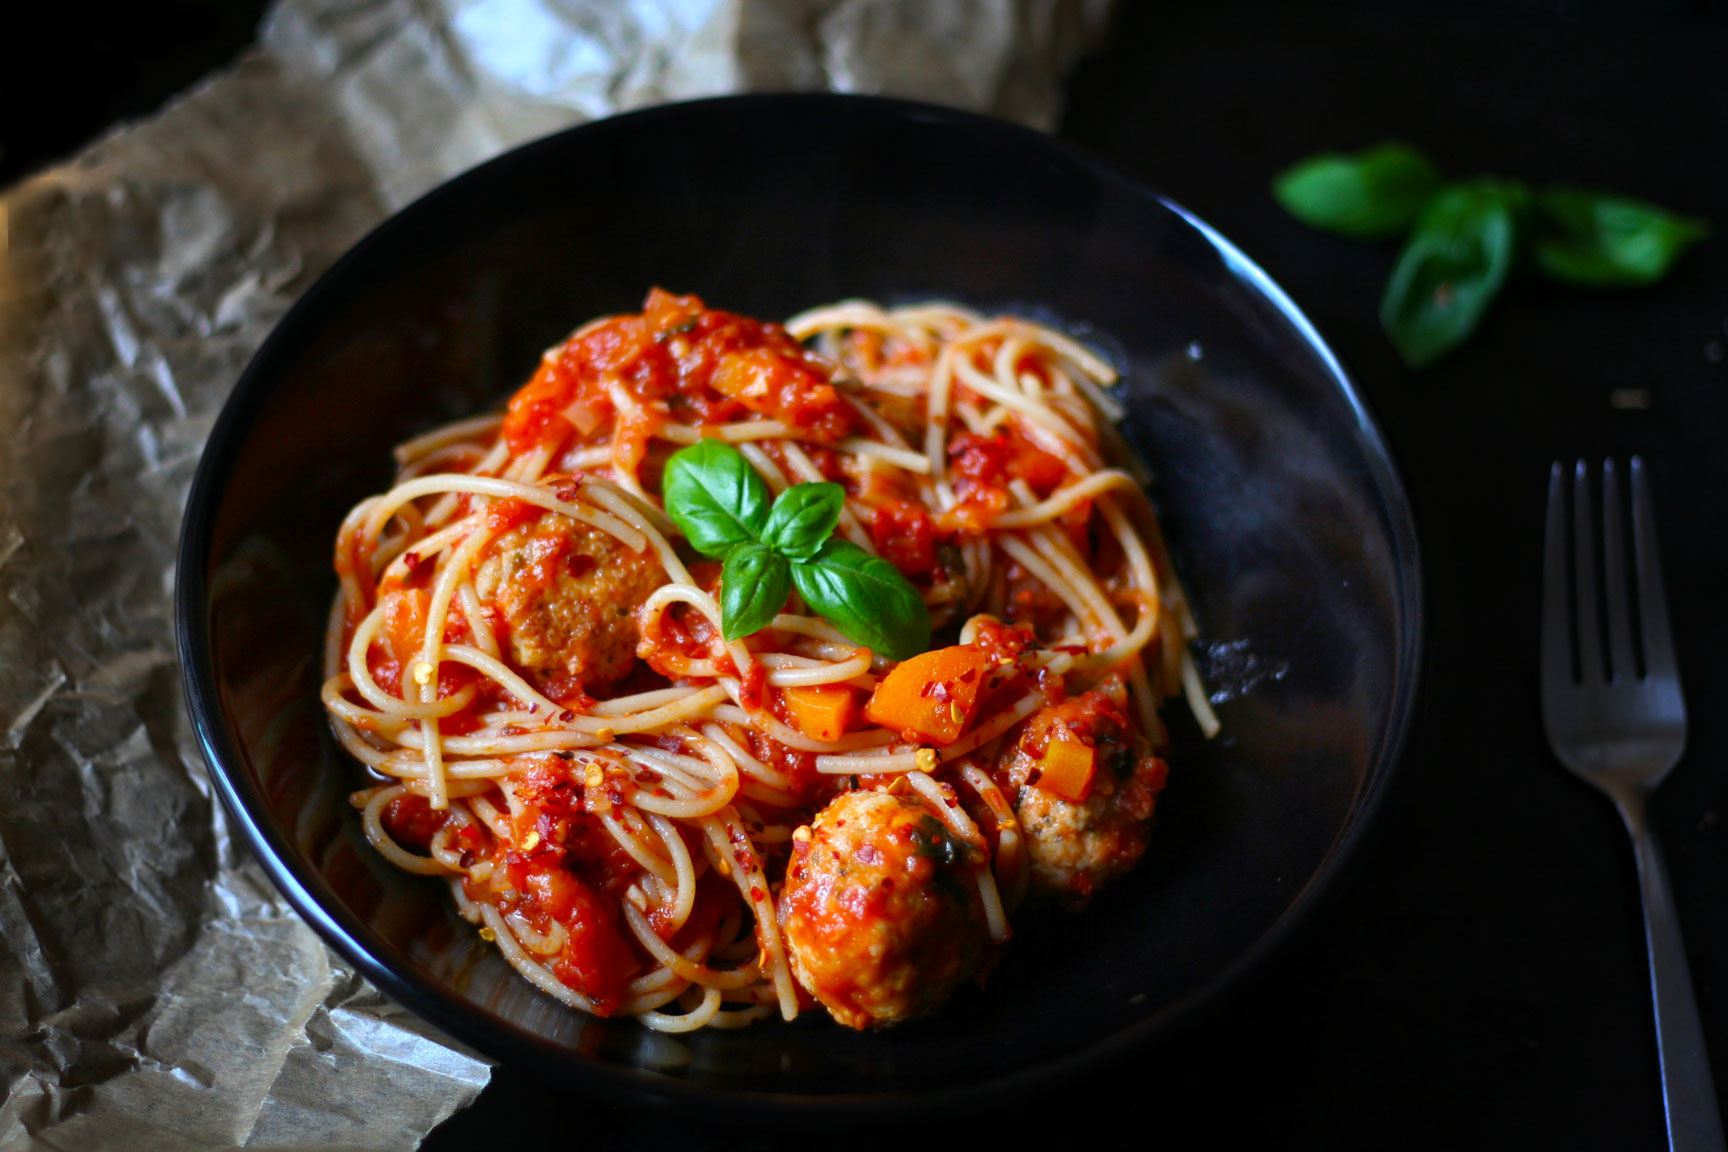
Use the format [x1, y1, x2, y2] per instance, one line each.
[995, 675, 1170, 906]
[473, 510, 665, 694]
[777, 789, 992, 1029]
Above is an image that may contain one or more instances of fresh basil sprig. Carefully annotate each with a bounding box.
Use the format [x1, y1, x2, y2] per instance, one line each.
[719, 543, 791, 642]
[661, 439, 772, 556]
[790, 539, 932, 661]
[1531, 186, 1711, 288]
[1272, 142, 1709, 367]
[1380, 178, 1523, 369]
[762, 481, 846, 561]
[1273, 141, 1441, 241]
[660, 441, 931, 659]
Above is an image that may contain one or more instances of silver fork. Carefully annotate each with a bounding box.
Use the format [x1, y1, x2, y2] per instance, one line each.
[1542, 457, 1724, 1152]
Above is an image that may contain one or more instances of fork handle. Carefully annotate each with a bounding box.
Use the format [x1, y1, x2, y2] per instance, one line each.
[1619, 790, 1727, 1152]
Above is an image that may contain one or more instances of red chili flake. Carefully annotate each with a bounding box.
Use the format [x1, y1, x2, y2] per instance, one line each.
[958, 667, 978, 684]
[750, 887, 765, 902]
[558, 710, 575, 722]
[402, 551, 422, 571]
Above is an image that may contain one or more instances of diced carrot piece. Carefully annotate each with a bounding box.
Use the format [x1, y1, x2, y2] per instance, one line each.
[709, 348, 779, 400]
[1036, 731, 1096, 803]
[383, 585, 431, 664]
[862, 645, 992, 746]
[783, 684, 859, 744]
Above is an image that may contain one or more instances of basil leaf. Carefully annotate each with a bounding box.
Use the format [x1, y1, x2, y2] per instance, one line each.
[1532, 186, 1708, 287]
[720, 543, 791, 641]
[762, 482, 846, 561]
[1272, 142, 1441, 241]
[1380, 178, 1523, 368]
[791, 540, 930, 661]
[661, 441, 771, 557]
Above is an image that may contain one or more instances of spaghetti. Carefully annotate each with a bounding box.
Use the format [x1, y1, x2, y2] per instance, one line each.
[323, 289, 1214, 1031]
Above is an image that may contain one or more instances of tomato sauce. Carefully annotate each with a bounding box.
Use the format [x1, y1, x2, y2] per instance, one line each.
[870, 499, 938, 577]
[502, 289, 857, 459]
[943, 424, 1070, 533]
[439, 761, 649, 1014]
[380, 792, 448, 851]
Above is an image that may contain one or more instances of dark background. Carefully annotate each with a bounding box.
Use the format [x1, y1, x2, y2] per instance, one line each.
[10, 1, 1726, 1148]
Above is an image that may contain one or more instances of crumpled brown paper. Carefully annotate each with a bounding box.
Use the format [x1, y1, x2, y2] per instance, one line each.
[0, 0, 1105, 1147]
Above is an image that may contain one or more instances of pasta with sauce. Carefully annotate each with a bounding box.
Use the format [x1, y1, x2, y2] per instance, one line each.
[322, 289, 1214, 1032]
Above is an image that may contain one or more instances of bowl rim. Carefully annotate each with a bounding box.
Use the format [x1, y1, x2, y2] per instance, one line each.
[175, 89, 1424, 1114]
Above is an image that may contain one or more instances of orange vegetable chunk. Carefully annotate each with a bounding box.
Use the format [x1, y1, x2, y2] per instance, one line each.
[783, 684, 860, 744]
[1035, 730, 1096, 803]
[862, 645, 992, 746]
[383, 585, 431, 664]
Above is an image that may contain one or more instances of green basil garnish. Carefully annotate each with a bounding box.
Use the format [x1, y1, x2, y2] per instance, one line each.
[1531, 187, 1709, 288]
[790, 539, 931, 662]
[1273, 141, 1441, 241]
[660, 442, 930, 658]
[720, 543, 791, 641]
[1271, 146, 1708, 367]
[1380, 179, 1522, 369]
[762, 481, 845, 561]
[661, 439, 771, 557]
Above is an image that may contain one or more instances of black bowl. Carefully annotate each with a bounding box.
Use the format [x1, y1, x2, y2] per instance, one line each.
[176, 93, 1421, 1111]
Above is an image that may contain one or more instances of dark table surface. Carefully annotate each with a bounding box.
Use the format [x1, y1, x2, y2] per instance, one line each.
[11, 2, 1727, 1148]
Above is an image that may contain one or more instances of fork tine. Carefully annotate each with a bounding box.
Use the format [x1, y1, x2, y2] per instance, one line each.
[1600, 460, 1636, 682]
[1571, 460, 1603, 684]
[1542, 462, 1573, 684]
[1630, 456, 1678, 679]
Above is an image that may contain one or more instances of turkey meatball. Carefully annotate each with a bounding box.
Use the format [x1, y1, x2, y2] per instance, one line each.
[777, 789, 992, 1029]
[473, 509, 665, 694]
[995, 675, 1170, 906]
